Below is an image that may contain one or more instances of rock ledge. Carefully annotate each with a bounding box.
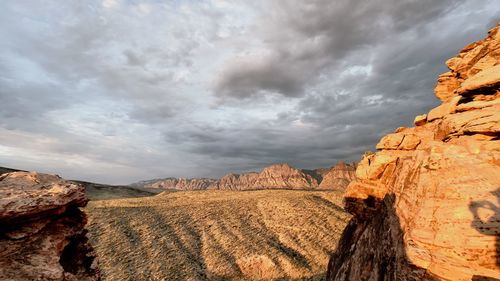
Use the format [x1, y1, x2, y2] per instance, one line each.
[0, 172, 99, 281]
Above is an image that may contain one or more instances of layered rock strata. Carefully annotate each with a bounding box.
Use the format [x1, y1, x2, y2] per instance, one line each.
[319, 162, 356, 190]
[133, 162, 356, 191]
[208, 172, 260, 190]
[326, 23, 500, 281]
[242, 163, 319, 189]
[138, 177, 217, 190]
[0, 172, 99, 281]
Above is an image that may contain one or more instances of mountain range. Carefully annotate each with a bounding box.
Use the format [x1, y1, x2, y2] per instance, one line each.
[131, 162, 356, 191]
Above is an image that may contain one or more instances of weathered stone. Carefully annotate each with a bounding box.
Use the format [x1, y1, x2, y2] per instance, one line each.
[414, 114, 427, 126]
[0, 172, 87, 223]
[355, 152, 399, 181]
[457, 64, 500, 96]
[257, 163, 321, 188]
[434, 71, 461, 101]
[327, 23, 500, 281]
[440, 104, 500, 138]
[455, 99, 500, 112]
[399, 134, 421, 150]
[0, 172, 99, 281]
[318, 162, 356, 190]
[376, 133, 421, 150]
[209, 172, 259, 190]
[434, 23, 500, 103]
[427, 96, 461, 122]
[134, 162, 356, 191]
[376, 133, 405, 150]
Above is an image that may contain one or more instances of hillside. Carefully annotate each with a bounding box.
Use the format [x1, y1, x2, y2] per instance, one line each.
[86, 189, 350, 280]
[75, 180, 157, 201]
[0, 166, 24, 175]
[132, 162, 356, 191]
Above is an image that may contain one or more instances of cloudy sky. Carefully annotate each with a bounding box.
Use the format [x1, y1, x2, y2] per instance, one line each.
[0, 1, 498, 184]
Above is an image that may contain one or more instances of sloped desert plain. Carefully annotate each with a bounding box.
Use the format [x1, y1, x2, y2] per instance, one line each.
[86, 190, 349, 280]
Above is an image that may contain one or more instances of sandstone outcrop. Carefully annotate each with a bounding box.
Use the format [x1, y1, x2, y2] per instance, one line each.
[326, 23, 500, 281]
[208, 172, 259, 190]
[133, 162, 356, 191]
[136, 177, 217, 190]
[318, 162, 356, 190]
[0, 172, 99, 281]
[250, 163, 318, 189]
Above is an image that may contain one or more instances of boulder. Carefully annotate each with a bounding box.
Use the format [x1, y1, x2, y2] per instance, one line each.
[414, 114, 427, 126]
[0, 172, 99, 281]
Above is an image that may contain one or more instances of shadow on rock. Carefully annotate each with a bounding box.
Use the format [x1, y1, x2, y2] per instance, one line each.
[469, 188, 500, 281]
[326, 193, 439, 281]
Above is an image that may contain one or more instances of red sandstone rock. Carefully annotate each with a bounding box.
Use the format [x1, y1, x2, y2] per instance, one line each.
[134, 162, 356, 191]
[435, 24, 500, 102]
[318, 162, 356, 190]
[210, 163, 319, 189]
[414, 114, 428, 126]
[327, 23, 500, 281]
[0, 172, 99, 281]
[251, 163, 318, 189]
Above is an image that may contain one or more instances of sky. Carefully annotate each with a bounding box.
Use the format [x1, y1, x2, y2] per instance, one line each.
[0, 0, 498, 184]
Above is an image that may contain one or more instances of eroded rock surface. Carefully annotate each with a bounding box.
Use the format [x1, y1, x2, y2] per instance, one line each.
[0, 172, 99, 281]
[327, 23, 500, 281]
[318, 162, 356, 190]
[209, 172, 260, 190]
[137, 177, 217, 190]
[249, 163, 319, 189]
[133, 163, 356, 190]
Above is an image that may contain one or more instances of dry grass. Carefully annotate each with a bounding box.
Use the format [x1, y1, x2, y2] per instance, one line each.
[85, 190, 349, 281]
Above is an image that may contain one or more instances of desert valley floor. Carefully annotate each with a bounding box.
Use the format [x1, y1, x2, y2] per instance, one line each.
[85, 190, 349, 280]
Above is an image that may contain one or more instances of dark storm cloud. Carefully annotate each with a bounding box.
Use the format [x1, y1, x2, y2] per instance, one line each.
[204, 0, 498, 172]
[162, 117, 382, 173]
[214, 0, 462, 100]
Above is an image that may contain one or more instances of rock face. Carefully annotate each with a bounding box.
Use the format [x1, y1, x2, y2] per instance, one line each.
[209, 172, 260, 190]
[327, 24, 500, 280]
[250, 163, 319, 189]
[318, 162, 356, 190]
[209, 163, 320, 190]
[137, 177, 217, 190]
[0, 172, 99, 281]
[326, 24, 500, 281]
[133, 162, 356, 191]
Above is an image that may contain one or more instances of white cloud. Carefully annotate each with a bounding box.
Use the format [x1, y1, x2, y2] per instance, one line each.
[102, 0, 119, 9]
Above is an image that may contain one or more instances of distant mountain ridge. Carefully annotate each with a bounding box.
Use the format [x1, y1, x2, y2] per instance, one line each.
[131, 162, 356, 191]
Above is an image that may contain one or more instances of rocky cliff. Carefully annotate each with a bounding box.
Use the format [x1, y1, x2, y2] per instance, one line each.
[244, 163, 319, 189]
[138, 177, 217, 190]
[326, 24, 500, 280]
[319, 162, 356, 190]
[0, 172, 99, 281]
[133, 162, 356, 191]
[208, 172, 260, 190]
